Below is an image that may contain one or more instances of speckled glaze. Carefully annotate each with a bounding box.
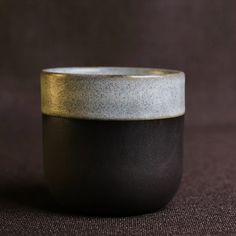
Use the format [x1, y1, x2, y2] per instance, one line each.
[41, 67, 185, 120]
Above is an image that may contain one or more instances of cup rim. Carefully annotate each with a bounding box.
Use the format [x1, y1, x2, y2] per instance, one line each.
[42, 67, 183, 79]
[41, 67, 185, 120]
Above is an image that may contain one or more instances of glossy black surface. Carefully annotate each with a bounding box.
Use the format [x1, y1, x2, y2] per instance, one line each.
[43, 115, 184, 216]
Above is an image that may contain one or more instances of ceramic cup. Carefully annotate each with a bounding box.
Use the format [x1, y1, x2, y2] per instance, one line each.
[41, 67, 185, 216]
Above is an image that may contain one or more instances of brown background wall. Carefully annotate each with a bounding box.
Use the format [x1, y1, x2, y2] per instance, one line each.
[1, 0, 236, 127]
[0, 1, 236, 234]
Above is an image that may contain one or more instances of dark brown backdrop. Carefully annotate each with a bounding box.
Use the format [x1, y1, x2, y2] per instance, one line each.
[0, 0, 236, 235]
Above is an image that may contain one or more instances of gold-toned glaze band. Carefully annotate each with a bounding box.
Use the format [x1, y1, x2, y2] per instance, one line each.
[41, 67, 185, 120]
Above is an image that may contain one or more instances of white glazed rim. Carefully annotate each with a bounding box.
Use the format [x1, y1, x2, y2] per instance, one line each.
[41, 67, 185, 120]
[42, 67, 183, 78]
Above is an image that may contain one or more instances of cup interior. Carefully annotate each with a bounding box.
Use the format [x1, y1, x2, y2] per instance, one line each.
[42, 67, 180, 77]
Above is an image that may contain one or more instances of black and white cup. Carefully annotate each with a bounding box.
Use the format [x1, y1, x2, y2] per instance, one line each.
[41, 67, 185, 216]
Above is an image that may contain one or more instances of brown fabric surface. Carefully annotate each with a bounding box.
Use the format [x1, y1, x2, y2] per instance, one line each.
[0, 0, 236, 235]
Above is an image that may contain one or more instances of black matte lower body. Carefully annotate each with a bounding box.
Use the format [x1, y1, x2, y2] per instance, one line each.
[42, 115, 184, 216]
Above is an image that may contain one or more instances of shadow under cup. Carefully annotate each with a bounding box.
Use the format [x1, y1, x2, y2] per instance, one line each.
[41, 67, 185, 216]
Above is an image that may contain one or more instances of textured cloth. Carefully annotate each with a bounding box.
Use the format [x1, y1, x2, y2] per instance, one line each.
[1, 0, 236, 235]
